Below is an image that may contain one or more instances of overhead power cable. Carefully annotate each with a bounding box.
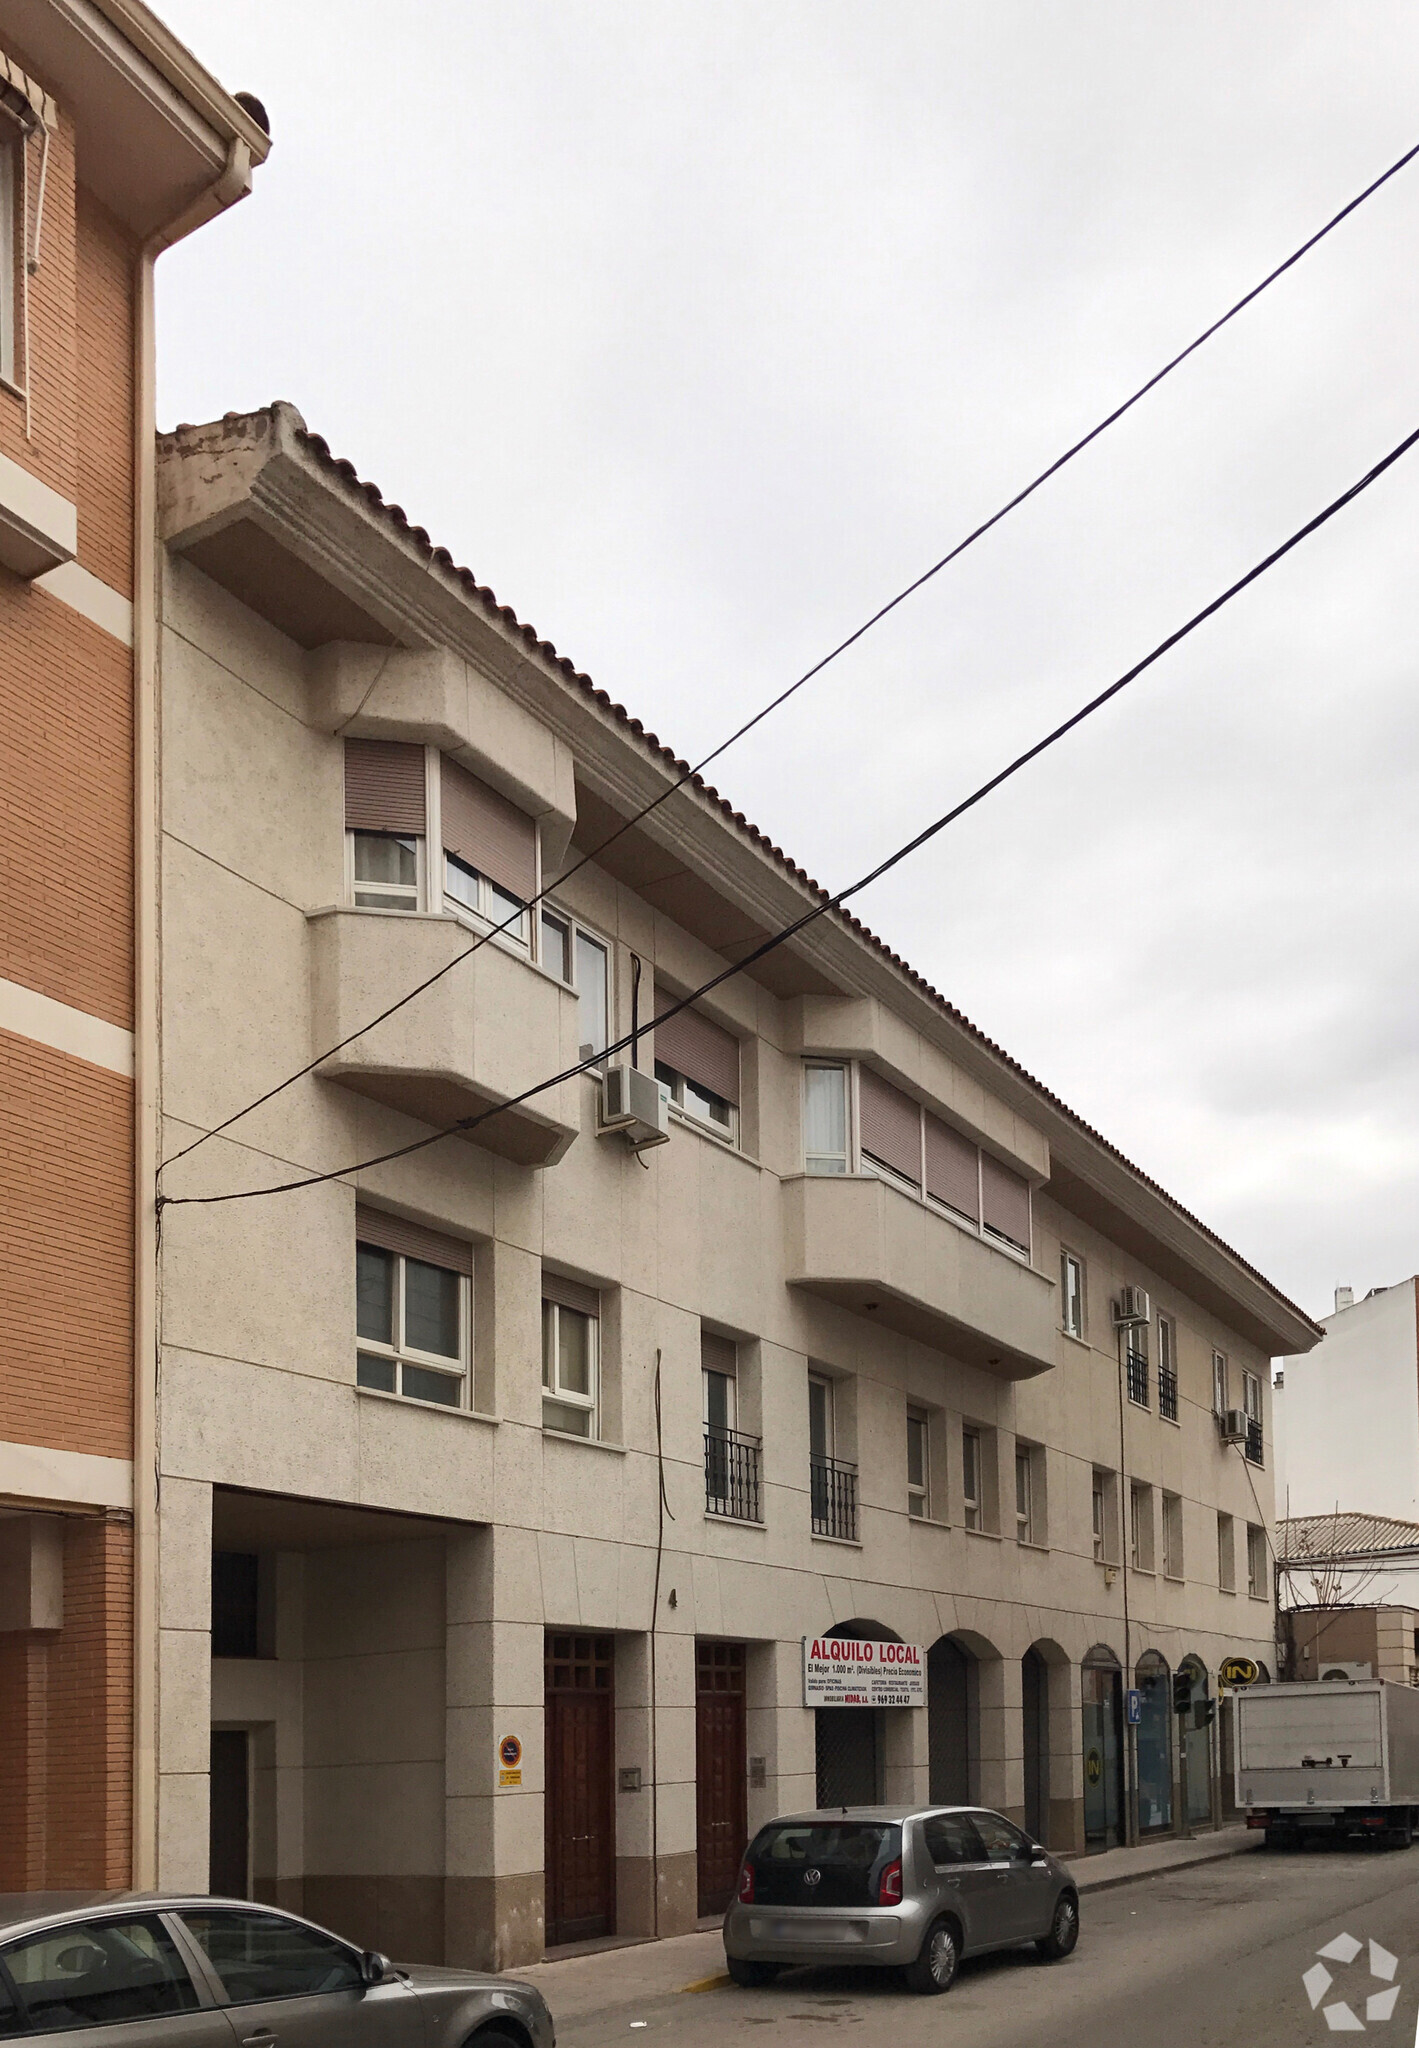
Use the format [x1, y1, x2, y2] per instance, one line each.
[159, 132, 1419, 1177]
[158, 417, 1419, 1211]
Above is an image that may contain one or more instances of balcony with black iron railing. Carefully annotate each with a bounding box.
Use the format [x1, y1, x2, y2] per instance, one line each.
[704, 1427, 763, 1522]
[1158, 1366, 1178, 1423]
[810, 1452, 859, 1541]
[1126, 1349, 1149, 1407]
[1245, 1420, 1264, 1466]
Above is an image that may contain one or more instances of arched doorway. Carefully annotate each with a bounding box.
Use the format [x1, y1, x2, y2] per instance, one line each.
[1178, 1654, 1212, 1829]
[1135, 1650, 1173, 1835]
[814, 1619, 898, 1806]
[1081, 1645, 1123, 1850]
[928, 1637, 971, 1803]
[1022, 1648, 1049, 1843]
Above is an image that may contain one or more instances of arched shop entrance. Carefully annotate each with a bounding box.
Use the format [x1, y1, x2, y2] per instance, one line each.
[1178, 1654, 1213, 1830]
[814, 1620, 899, 1806]
[1135, 1651, 1173, 1836]
[1022, 1647, 1049, 1843]
[1081, 1646, 1124, 1850]
[927, 1637, 971, 1804]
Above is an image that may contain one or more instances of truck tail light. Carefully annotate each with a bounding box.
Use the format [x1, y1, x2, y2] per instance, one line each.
[878, 1858, 903, 1905]
[738, 1862, 755, 1903]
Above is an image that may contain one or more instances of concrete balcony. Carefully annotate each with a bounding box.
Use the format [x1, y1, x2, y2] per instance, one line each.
[308, 908, 581, 1167]
[782, 1174, 1057, 1380]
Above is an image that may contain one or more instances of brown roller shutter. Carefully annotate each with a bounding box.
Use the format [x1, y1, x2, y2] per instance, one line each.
[441, 756, 537, 901]
[858, 1067, 922, 1185]
[981, 1154, 1032, 1252]
[355, 1204, 472, 1275]
[701, 1332, 737, 1376]
[925, 1114, 980, 1221]
[653, 990, 739, 1106]
[344, 739, 427, 834]
[542, 1269, 600, 1317]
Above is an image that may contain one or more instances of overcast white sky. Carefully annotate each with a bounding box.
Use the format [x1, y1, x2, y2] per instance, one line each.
[154, 2, 1419, 1326]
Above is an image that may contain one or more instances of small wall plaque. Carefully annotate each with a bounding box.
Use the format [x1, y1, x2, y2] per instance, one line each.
[618, 1766, 643, 1793]
[748, 1756, 767, 1788]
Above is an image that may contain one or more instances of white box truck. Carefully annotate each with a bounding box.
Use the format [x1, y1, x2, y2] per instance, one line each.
[1236, 1680, 1419, 1847]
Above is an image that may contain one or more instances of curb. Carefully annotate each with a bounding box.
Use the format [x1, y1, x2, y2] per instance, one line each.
[1071, 1834, 1261, 1896]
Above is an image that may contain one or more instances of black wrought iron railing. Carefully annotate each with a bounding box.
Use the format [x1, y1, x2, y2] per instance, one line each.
[1245, 1420, 1264, 1466]
[704, 1427, 762, 1521]
[1158, 1366, 1178, 1422]
[1126, 1349, 1149, 1407]
[810, 1452, 858, 1541]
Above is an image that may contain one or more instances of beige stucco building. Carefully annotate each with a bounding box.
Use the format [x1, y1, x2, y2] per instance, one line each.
[150, 402, 1319, 1970]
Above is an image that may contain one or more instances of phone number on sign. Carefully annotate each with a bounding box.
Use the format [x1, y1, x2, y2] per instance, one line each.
[818, 1691, 917, 1708]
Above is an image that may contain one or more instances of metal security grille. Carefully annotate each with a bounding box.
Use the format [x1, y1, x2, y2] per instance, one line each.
[1245, 1421, 1264, 1466]
[1158, 1366, 1179, 1422]
[810, 1453, 858, 1540]
[815, 1707, 881, 1806]
[1126, 1349, 1150, 1406]
[705, 1427, 762, 1521]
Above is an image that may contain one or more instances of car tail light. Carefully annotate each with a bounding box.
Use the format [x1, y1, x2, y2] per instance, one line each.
[878, 1858, 903, 1905]
[738, 1862, 755, 1903]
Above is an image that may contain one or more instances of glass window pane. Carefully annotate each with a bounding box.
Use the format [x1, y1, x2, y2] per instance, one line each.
[684, 1077, 731, 1128]
[488, 880, 529, 942]
[704, 1369, 733, 1433]
[576, 932, 609, 1057]
[557, 1306, 592, 1397]
[542, 1300, 555, 1389]
[808, 1377, 831, 1459]
[443, 851, 481, 914]
[356, 1244, 394, 1344]
[963, 1430, 979, 1499]
[3, 1915, 201, 2028]
[543, 1398, 591, 1437]
[540, 910, 571, 980]
[180, 1909, 362, 2003]
[355, 832, 417, 886]
[403, 1258, 460, 1359]
[804, 1066, 847, 1166]
[906, 1414, 926, 1489]
[1016, 1455, 1030, 1519]
[357, 1353, 396, 1392]
[402, 1363, 461, 1406]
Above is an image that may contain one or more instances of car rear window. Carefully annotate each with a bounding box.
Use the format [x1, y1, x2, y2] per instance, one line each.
[747, 1822, 902, 1908]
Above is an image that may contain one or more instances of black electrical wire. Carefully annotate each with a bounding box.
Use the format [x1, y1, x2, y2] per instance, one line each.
[158, 416, 1419, 1211]
[158, 132, 1419, 1178]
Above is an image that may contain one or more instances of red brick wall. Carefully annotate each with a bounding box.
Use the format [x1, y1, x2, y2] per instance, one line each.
[0, 1027, 132, 1461]
[0, 91, 79, 505]
[74, 185, 135, 595]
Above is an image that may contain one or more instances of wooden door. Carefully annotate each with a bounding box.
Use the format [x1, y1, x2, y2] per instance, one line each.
[695, 1641, 747, 1916]
[209, 1730, 250, 1898]
[544, 1633, 615, 1946]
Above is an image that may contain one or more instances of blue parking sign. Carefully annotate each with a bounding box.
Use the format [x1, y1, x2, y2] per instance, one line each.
[1125, 1687, 1142, 1726]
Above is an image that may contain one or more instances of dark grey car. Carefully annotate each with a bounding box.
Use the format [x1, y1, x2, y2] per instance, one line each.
[0, 1895, 553, 2047]
[723, 1804, 1079, 1994]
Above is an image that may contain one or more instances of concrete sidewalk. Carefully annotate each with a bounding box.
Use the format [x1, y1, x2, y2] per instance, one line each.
[510, 1826, 1261, 2011]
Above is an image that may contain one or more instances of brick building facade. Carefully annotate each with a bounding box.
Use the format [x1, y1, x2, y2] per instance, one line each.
[0, 0, 267, 1888]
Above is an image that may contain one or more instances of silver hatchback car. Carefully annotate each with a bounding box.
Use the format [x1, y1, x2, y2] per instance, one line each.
[0, 1893, 554, 2047]
[723, 1804, 1079, 1995]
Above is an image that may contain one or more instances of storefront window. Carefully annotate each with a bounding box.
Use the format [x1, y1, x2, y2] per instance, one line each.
[1081, 1648, 1123, 1850]
[1180, 1656, 1212, 1827]
[1135, 1651, 1173, 1835]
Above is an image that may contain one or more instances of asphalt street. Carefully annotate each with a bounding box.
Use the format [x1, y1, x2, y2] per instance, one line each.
[542, 1846, 1419, 2048]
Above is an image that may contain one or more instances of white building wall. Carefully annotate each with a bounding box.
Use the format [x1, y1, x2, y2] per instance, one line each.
[1276, 1283, 1419, 1522]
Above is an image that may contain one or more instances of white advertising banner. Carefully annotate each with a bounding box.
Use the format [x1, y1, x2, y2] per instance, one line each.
[802, 1636, 926, 1708]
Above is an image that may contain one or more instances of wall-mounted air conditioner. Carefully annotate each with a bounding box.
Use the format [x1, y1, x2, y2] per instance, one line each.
[1113, 1286, 1151, 1327]
[1219, 1408, 1249, 1444]
[1320, 1662, 1372, 1682]
[598, 1064, 670, 1150]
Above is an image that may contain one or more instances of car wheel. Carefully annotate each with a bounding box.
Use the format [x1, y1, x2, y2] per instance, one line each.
[727, 1957, 779, 1987]
[465, 2031, 526, 2048]
[1036, 1893, 1080, 1961]
[904, 1918, 959, 1996]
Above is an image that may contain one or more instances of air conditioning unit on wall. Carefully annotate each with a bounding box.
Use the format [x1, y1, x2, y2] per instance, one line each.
[1319, 1662, 1372, 1683]
[597, 1064, 670, 1150]
[1219, 1409, 1248, 1444]
[1113, 1286, 1151, 1327]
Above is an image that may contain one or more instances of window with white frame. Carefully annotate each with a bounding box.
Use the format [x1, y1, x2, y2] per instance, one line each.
[1247, 1522, 1267, 1598]
[539, 910, 611, 1064]
[1092, 1470, 1107, 1562]
[1217, 1511, 1235, 1591]
[441, 755, 536, 947]
[1157, 1313, 1178, 1421]
[542, 1276, 600, 1437]
[1015, 1447, 1034, 1544]
[802, 1060, 1032, 1256]
[1130, 1481, 1154, 1571]
[962, 1426, 982, 1532]
[0, 130, 15, 388]
[803, 1064, 849, 1174]
[655, 989, 739, 1139]
[1162, 1492, 1183, 1579]
[443, 850, 529, 942]
[906, 1407, 930, 1519]
[1212, 1350, 1229, 1417]
[345, 739, 427, 910]
[355, 1216, 470, 1408]
[1061, 1250, 1085, 1338]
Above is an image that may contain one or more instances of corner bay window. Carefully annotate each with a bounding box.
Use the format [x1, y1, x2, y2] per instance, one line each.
[345, 738, 427, 908]
[441, 754, 535, 945]
[355, 1207, 470, 1407]
[542, 1272, 600, 1437]
[802, 1061, 1032, 1256]
[655, 988, 739, 1137]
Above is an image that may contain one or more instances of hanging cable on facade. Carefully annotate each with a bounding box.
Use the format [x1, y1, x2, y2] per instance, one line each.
[159, 129, 1419, 1178]
[157, 413, 1419, 1212]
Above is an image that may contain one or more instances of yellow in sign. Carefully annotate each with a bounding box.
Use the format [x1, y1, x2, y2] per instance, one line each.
[1219, 1657, 1259, 1688]
[1085, 1748, 1103, 1786]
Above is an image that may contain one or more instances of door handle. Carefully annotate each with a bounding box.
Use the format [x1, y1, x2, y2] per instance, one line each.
[241, 2033, 278, 2046]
